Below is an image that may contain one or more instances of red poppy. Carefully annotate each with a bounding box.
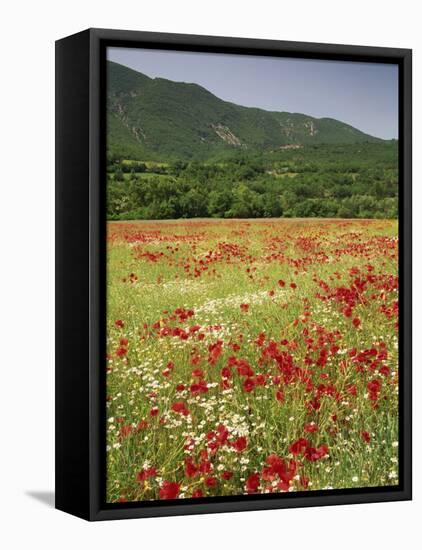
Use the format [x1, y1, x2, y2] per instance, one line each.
[300, 475, 310, 489]
[232, 436, 248, 453]
[208, 340, 223, 365]
[276, 390, 285, 403]
[245, 473, 260, 493]
[237, 360, 254, 377]
[346, 383, 357, 396]
[119, 425, 133, 439]
[361, 431, 371, 444]
[220, 378, 231, 390]
[171, 401, 189, 416]
[216, 424, 229, 446]
[190, 379, 208, 394]
[114, 319, 124, 328]
[352, 317, 361, 328]
[243, 378, 255, 393]
[221, 366, 232, 379]
[159, 481, 180, 500]
[289, 438, 309, 456]
[343, 306, 353, 318]
[198, 459, 212, 474]
[379, 365, 390, 376]
[150, 407, 159, 417]
[190, 354, 201, 366]
[191, 368, 204, 378]
[304, 423, 318, 433]
[136, 467, 157, 482]
[116, 347, 127, 357]
[204, 476, 218, 488]
[304, 444, 328, 462]
[255, 374, 266, 386]
[185, 458, 199, 478]
[367, 378, 382, 400]
[278, 480, 290, 491]
[240, 303, 249, 312]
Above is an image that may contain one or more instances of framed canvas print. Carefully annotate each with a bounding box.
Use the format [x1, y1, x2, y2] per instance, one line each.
[55, 28, 412, 521]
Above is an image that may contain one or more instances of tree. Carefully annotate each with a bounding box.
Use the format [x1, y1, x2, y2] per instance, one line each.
[207, 190, 232, 217]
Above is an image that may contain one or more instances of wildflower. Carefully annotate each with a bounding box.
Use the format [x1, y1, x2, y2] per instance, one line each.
[245, 473, 260, 493]
[116, 347, 127, 357]
[150, 407, 159, 417]
[232, 436, 248, 453]
[304, 423, 318, 433]
[191, 368, 204, 378]
[137, 467, 157, 482]
[289, 438, 309, 456]
[379, 365, 390, 376]
[243, 378, 255, 393]
[275, 390, 285, 403]
[204, 476, 218, 488]
[171, 401, 190, 416]
[185, 458, 199, 478]
[119, 425, 133, 439]
[159, 481, 180, 500]
[190, 379, 208, 394]
[304, 444, 328, 462]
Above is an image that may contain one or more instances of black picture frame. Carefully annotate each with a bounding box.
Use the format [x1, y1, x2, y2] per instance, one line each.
[55, 28, 412, 521]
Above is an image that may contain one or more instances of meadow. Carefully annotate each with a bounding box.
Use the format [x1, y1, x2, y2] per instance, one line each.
[106, 218, 399, 502]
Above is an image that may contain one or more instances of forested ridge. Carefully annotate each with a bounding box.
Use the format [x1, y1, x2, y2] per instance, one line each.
[107, 60, 381, 162]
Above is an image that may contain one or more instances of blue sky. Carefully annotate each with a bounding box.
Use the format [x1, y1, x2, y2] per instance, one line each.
[108, 47, 398, 139]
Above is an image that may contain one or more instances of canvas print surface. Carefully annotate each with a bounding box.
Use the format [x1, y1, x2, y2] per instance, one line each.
[105, 48, 399, 503]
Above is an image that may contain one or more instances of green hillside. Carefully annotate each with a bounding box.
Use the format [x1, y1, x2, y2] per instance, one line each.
[107, 61, 382, 161]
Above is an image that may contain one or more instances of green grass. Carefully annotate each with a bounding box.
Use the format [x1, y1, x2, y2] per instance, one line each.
[106, 218, 399, 502]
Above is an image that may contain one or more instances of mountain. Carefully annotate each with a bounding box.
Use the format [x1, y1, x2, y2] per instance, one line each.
[107, 61, 382, 161]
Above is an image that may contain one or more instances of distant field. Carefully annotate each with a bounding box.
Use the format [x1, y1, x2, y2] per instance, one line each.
[106, 218, 399, 503]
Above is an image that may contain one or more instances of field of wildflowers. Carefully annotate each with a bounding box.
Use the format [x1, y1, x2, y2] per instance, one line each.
[106, 218, 399, 503]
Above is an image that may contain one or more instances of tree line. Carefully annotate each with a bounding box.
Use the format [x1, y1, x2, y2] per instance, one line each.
[107, 143, 398, 220]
